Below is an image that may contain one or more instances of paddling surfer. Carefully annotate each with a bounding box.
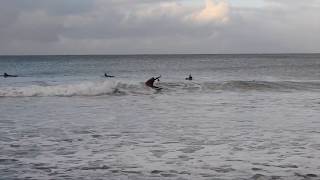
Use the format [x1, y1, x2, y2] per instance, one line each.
[1, 73, 18, 78]
[104, 73, 114, 78]
[145, 75, 161, 89]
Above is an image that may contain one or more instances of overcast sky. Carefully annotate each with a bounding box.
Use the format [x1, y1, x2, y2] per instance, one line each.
[0, 0, 319, 55]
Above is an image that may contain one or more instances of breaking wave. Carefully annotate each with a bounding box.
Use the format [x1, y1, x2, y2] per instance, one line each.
[1, 80, 320, 97]
[0, 80, 120, 97]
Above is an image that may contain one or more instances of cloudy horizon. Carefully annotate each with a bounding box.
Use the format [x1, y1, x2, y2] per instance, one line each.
[0, 0, 319, 55]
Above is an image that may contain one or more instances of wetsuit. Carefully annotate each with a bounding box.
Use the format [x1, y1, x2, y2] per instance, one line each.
[104, 73, 114, 78]
[145, 76, 161, 89]
[186, 74, 192, 80]
[2, 73, 17, 78]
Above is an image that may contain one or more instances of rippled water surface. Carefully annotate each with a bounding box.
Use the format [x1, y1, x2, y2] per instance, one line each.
[0, 54, 320, 179]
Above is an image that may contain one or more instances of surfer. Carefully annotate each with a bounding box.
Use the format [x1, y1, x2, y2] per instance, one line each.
[145, 75, 161, 89]
[104, 73, 114, 78]
[185, 74, 192, 81]
[1, 73, 18, 78]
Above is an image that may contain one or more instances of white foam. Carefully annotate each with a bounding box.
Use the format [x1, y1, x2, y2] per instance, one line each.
[0, 80, 118, 97]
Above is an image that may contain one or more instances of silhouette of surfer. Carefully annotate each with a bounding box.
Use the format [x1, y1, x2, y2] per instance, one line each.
[2, 73, 18, 78]
[145, 75, 161, 89]
[185, 74, 192, 81]
[104, 73, 114, 78]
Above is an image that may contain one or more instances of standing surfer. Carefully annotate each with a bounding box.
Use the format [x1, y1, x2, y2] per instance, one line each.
[145, 75, 161, 89]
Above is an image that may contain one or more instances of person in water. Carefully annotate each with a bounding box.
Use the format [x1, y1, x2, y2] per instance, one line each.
[2, 73, 18, 78]
[104, 73, 114, 78]
[145, 75, 161, 89]
[185, 74, 192, 81]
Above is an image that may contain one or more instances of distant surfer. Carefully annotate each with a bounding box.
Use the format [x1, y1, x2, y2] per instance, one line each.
[145, 75, 161, 89]
[185, 74, 192, 81]
[104, 73, 114, 78]
[1, 73, 18, 78]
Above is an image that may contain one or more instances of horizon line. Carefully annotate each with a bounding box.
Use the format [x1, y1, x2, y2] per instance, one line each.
[1, 52, 320, 56]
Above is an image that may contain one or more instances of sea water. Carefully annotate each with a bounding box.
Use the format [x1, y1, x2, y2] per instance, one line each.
[0, 54, 319, 180]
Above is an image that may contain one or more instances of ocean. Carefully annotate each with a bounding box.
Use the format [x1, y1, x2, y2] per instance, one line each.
[0, 54, 319, 180]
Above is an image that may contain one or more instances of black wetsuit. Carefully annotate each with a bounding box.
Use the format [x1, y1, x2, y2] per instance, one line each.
[2, 73, 17, 78]
[186, 75, 192, 81]
[104, 73, 114, 78]
[145, 77, 160, 89]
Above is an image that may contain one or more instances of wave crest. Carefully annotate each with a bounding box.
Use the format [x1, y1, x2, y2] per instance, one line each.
[1, 80, 319, 97]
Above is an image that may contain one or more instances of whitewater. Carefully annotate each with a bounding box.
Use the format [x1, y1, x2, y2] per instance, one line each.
[0, 54, 319, 180]
[1, 80, 320, 97]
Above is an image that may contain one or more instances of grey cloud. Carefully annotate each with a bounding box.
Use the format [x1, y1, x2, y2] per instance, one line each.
[4, 0, 95, 15]
[62, 0, 227, 39]
[0, 0, 319, 55]
[0, 0, 93, 40]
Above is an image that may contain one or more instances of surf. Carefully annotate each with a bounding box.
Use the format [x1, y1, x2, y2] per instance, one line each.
[0, 80, 119, 97]
[1, 80, 320, 97]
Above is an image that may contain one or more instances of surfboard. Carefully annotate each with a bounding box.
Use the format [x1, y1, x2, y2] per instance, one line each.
[154, 87, 162, 91]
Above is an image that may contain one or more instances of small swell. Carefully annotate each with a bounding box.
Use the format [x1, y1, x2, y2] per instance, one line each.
[159, 80, 320, 92]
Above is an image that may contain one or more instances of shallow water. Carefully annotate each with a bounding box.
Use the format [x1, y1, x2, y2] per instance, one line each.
[0, 54, 320, 179]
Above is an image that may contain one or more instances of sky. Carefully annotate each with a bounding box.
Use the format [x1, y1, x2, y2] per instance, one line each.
[0, 0, 319, 55]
